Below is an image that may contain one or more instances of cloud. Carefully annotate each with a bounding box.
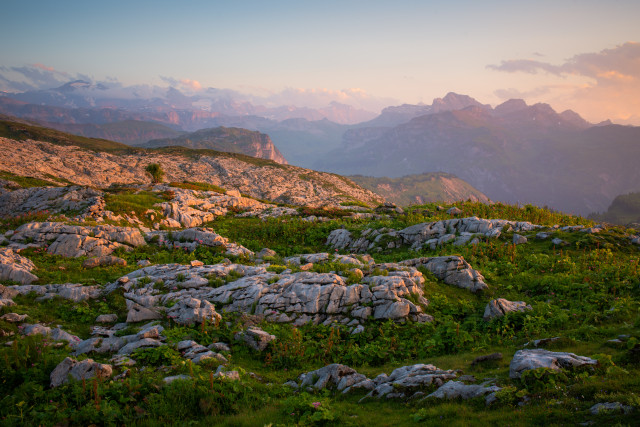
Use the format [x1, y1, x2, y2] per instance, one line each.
[180, 79, 201, 91]
[261, 87, 396, 112]
[0, 63, 73, 92]
[489, 42, 640, 124]
[488, 59, 563, 74]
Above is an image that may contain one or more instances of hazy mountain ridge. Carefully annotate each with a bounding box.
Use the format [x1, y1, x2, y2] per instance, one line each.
[144, 126, 288, 164]
[314, 98, 640, 215]
[589, 191, 640, 226]
[348, 172, 490, 207]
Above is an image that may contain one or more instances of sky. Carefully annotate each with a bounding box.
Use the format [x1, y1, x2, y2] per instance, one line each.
[1, 0, 640, 124]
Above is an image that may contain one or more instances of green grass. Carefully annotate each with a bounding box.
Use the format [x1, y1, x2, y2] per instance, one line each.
[0, 120, 131, 152]
[0, 170, 62, 188]
[1, 197, 640, 425]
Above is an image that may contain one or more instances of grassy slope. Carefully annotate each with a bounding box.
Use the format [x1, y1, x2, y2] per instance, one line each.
[590, 192, 640, 226]
[349, 172, 489, 206]
[1, 198, 639, 425]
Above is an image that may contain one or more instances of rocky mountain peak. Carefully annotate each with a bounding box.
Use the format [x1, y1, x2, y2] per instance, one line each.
[493, 99, 528, 116]
[432, 92, 487, 113]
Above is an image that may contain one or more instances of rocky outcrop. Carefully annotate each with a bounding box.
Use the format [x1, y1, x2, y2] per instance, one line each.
[0, 138, 382, 207]
[399, 257, 488, 292]
[146, 227, 253, 258]
[234, 327, 276, 352]
[106, 254, 435, 326]
[292, 363, 459, 400]
[426, 380, 501, 404]
[9, 222, 145, 257]
[0, 248, 38, 285]
[10, 283, 101, 302]
[82, 256, 127, 269]
[509, 349, 598, 378]
[19, 323, 81, 347]
[327, 216, 542, 253]
[177, 339, 228, 364]
[50, 357, 113, 387]
[483, 298, 532, 320]
[0, 185, 104, 218]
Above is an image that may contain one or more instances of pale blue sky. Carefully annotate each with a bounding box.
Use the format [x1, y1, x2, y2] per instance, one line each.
[1, 0, 639, 122]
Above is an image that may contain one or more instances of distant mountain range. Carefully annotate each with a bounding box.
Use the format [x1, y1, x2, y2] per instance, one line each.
[2, 85, 639, 215]
[313, 93, 640, 215]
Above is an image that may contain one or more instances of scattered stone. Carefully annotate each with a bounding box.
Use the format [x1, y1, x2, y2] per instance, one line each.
[589, 402, 633, 415]
[190, 260, 204, 267]
[95, 314, 118, 323]
[209, 342, 231, 352]
[447, 207, 463, 215]
[20, 323, 81, 347]
[256, 248, 277, 259]
[50, 357, 113, 387]
[235, 326, 276, 352]
[82, 255, 127, 269]
[1, 313, 28, 323]
[483, 298, 532, 320]
[426, 380, 501, 404]
[137, 260, 152, 267]
[509, 349, 598, 378]
[513, 234, 528, 245]
[551, 238, 567, 246]
[10, 283, 101, 302]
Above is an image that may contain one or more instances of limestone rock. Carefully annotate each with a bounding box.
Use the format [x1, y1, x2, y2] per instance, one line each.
[83, 256, 127, 269]
[426, 380, 501, 402]
[483, 298, 532, 320]
[50, 357, 113, 387]
[1, 313, 28, 323]
[401, 256, 488, 292]
[166, 297, 221, 326]
[513, 234, 528, 245]
[20, 323, 81, 347]
[0, 139, 383, 207]
[509, 349, 598, 378]
[589, 402, 633, 415]
[234, 326, 276, 352]
[11, 283, 101, 302]
[0, 248, 38, 285]
[298, 364, 359, 390]
[95, 314, 118, 323]
[10, 222, 145, 257]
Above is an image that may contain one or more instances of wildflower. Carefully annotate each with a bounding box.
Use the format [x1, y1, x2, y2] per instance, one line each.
[312, 402, 321, 409]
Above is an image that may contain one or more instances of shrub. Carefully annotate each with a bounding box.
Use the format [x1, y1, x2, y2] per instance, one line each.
[145, 163, 165, 183]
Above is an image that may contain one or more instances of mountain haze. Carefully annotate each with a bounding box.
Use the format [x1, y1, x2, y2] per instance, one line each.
[349, 172, 490, 207]
[144, 126, 288, 164]
[314, 97, 640, 215]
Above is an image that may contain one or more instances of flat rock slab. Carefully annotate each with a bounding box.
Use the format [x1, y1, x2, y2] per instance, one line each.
[509, 349, 598, 378]
[484, 298, 532, 320]
[426, 380, 501, 402]
[10, 221, 145, 257]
